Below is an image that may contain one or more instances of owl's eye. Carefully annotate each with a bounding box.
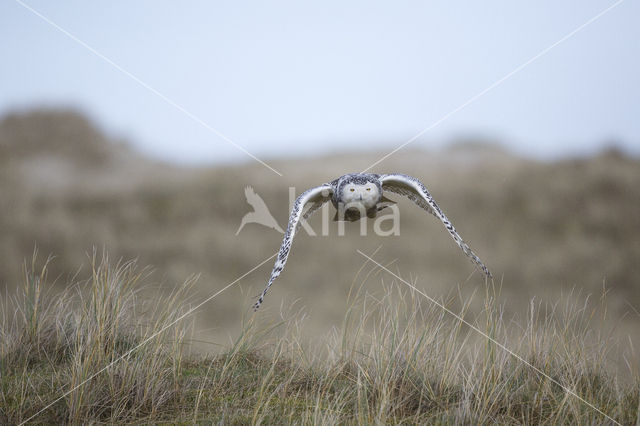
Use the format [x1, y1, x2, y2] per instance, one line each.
[366, 187, 371, 191]
[350, 188, 355, 192]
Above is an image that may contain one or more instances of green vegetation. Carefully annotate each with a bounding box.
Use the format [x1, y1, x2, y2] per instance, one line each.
[1, 255, 638, 425]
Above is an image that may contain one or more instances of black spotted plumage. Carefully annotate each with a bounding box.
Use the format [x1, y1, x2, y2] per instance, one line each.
[253, 173, 491, 311]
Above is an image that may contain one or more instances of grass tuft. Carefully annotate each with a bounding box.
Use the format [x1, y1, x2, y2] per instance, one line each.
[1, 253, 638, 424]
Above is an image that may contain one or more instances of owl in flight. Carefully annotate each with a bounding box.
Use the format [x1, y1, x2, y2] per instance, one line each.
[253, 173, 491, 310]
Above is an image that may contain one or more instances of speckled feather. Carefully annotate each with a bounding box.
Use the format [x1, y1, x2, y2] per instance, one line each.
[253, 173, 491, 310]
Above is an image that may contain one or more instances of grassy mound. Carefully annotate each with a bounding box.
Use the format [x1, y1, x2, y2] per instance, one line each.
[1, 254, 638, 424]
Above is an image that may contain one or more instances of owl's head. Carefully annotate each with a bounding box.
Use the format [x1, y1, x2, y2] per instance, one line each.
[341, 181, 381, 209]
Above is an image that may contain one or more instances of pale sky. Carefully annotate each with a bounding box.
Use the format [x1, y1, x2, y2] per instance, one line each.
[1, 1, 639, 165]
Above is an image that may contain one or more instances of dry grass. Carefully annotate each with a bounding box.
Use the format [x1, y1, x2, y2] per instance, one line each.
[0, 252, 192, 424]
[1, 254, 638, 425]
[1, 108, 639, 424]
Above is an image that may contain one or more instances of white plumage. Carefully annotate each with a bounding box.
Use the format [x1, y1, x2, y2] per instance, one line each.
[253, 173, 491, 310]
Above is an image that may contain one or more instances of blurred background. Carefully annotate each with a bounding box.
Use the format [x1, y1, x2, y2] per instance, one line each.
[1, 1, 639, 364]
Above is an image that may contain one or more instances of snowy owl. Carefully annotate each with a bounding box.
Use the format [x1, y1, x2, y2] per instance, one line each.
[253, 173, 491, 310]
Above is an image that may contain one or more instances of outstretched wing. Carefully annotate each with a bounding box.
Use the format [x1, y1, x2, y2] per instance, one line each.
[298, 199, 329, 230]
[380, 173, 492, 278]
[382, 183, 437, 217]
[253, 184, 333, 310]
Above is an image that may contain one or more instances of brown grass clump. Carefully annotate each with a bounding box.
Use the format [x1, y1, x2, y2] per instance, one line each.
[1, 253, 638, 424]
[0, 252, 192, 424]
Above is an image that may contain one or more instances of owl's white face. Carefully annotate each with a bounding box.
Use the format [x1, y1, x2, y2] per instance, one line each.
[341, 182, 380, 210]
